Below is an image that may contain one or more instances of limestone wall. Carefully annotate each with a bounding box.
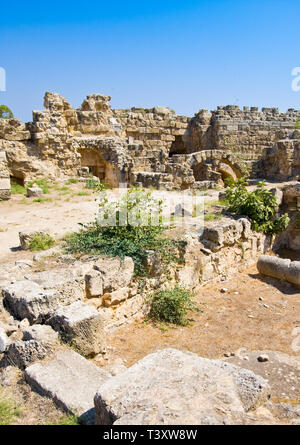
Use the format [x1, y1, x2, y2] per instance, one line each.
[0, 93, 299, 192]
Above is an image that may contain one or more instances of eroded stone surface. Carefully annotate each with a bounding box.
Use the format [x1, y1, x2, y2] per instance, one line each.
[94, 348, 270, 425]
[25, 349, 111, 424]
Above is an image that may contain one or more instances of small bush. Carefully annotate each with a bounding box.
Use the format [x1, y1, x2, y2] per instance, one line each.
[85, 179, 110, 190]
[64, 188, 182, 275]
[65, 178, 79, 184]
[10, 180, 26, 195]
[225, 178, 290, 234]
[28, 233, 55, 251]
[149, 286, 202, 326]
[0, 105, 13, 119]
[27, 179, 50, 194]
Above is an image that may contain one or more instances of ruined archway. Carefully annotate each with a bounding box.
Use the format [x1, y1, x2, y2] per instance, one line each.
[169, 136, 187, 156]
[78, 149, 121, 187]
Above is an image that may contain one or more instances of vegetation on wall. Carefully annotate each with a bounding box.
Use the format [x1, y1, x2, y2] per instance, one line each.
[65, 188, 182, 276]
[225, 178, 290, 234]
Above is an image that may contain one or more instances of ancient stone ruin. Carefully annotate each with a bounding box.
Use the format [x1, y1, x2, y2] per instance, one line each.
[1, 92, 300, 199]
[1, 93, 300, 426]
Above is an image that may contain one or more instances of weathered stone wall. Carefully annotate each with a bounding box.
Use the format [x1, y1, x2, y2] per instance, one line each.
[185, 106, 300, 178]
[0, 93, 299, 192]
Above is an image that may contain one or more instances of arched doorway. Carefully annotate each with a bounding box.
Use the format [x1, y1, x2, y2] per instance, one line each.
[78, 149, 121, 187]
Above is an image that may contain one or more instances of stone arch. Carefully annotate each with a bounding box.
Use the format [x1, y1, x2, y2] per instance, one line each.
[10, 169, 25, 186]
[169, 135, 187, 156]
[217, 161, 237, 182]
[78, 149, 121, 187]
[190, 151, 243, 184]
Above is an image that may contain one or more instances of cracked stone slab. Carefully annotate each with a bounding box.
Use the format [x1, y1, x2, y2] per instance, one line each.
[25, 349, 111, 424]
[94, 348, 270, 425]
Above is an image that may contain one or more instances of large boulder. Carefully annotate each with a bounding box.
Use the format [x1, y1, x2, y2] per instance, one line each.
[94, 348, 270, 425]
[46, 301, 105, 357]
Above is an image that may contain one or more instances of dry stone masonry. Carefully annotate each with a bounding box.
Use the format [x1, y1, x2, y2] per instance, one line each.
[1, 92, 300, 198]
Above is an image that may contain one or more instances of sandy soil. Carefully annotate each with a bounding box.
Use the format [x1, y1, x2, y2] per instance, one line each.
[0, 182, 98, 262]
[109, 264, 300, 367]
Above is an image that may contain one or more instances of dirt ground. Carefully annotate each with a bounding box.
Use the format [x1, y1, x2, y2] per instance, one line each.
[0, 182, 99, 262]
[109, 264, 300, 366]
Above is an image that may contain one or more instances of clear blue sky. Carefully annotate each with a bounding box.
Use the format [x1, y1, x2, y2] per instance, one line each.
[1, 0, 300, 122]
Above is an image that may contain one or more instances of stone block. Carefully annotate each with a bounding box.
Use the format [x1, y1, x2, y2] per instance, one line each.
[2, 280, 62, 324]
[25, 349, 111, 424]
[47, 301, 105, 357]
[94, 348, 270, 425]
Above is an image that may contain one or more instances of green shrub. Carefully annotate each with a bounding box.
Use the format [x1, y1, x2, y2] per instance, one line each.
[85, 179, 110, 190]
[0, 105, 13, 119]
[225, 178, 290, 234]
[64, 188, 182, 275]
[65, 178, 79, 184]
[0, 394, 21, 425]
[149, 286, 202, 326]
[27, 179, 50, 194]
[295, 117, 300, 130]
[28, 233, 55, 251]
[10, 180, 26, 195]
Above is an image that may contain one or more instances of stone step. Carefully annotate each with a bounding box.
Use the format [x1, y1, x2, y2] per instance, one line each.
[25, 349, 111, 424]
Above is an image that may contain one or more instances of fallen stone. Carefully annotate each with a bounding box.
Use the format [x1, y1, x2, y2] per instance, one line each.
[23, 324, 59, 346]
[24, 267, 85, 305]
[89, 256, 134, 294]
[26, 185, 43, 197]
[15, 259, 33, 268]
[4, 340, 48, 369]
[32, 246, 61, 262]
[94, 348, 270, 425]
[85, 270, 103, 297]
[0, 329, 9, 353]
[257, 255, 300, 286]
[2, 280, 61, 324]
[25, 349, 111, 424]
[47, 301, 105, 357]
[102, 287, 129, 307]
